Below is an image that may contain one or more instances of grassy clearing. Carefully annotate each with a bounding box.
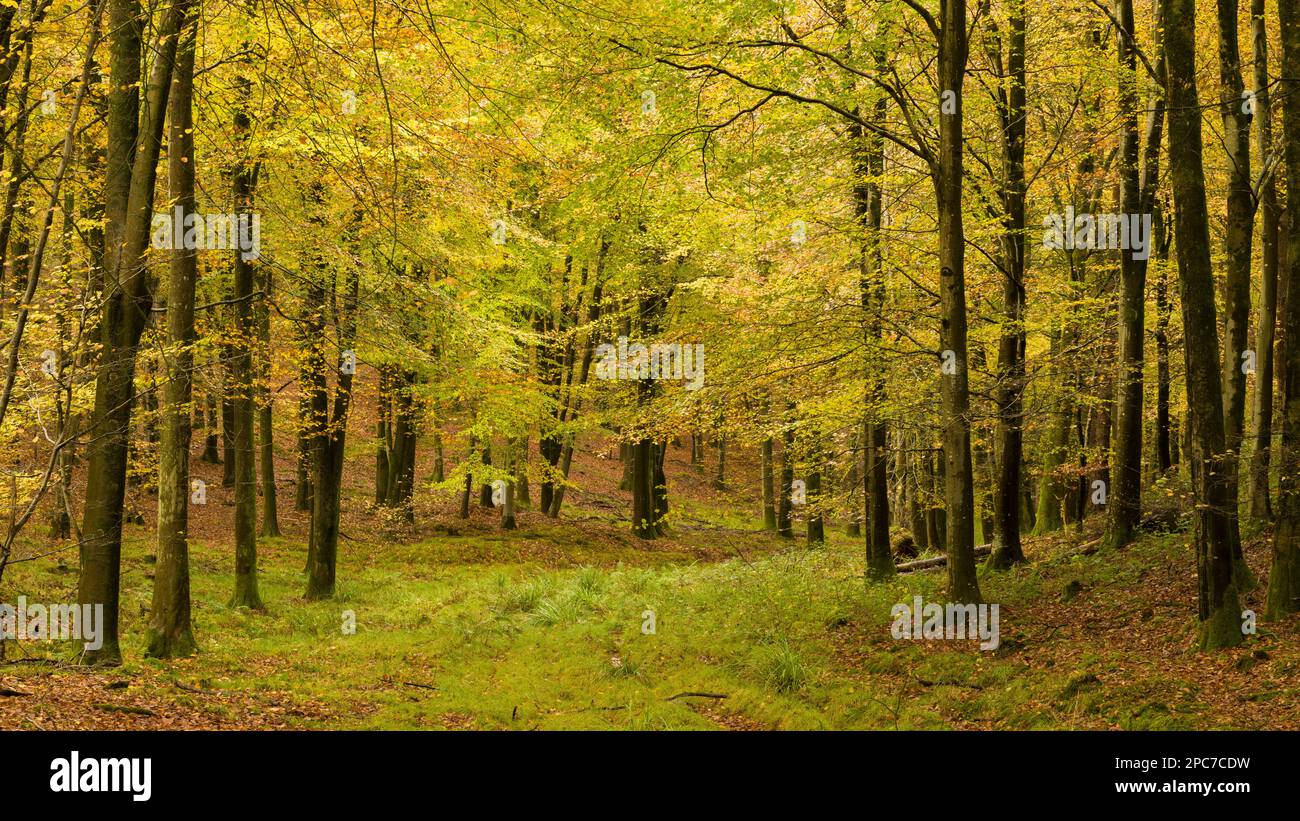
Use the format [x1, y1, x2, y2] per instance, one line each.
[3, 510, 1298, 729]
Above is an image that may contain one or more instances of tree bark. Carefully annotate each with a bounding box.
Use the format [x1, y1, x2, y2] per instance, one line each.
[257, 263, 280, 537]
[985, 0, 1028, 567]
[147, 3, 198, 656]
[304, 252, 359, 600]
[228, 62, 261, 610]
[1250, 0, 1279, 520]
[1265, 0, 1300, 619]
[1164, 0, 1243, 647]
[777, 418, 794, 539]
[1216, 0, 1253, 576]
[1108, 0, 1165, 549]
[936, 0, 980, 603]
[78, 0, 185, 665]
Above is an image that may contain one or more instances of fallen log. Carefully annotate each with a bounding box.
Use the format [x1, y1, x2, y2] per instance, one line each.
[895, 545, 992, 574]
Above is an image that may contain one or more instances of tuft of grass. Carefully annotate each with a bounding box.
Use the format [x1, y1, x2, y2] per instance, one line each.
[497, 577, 550, 615]
[605, 654, 643, 680]
[530, 595, 586, 626]
[762, 637, 806, 694]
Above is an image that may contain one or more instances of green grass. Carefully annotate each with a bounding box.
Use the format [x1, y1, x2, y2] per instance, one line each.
[2, 518, 1291, 729]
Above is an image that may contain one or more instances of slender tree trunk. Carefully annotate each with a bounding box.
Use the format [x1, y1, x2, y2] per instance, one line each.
[1250, 0, 1279, 520]
[459, 434, 473, 519]
[202, 390, 220, 462]
[1164, 0, 1243, 647]
[848, 35, 895, 578]
[300, 274, 327, 572]
[502, 442, 517, 530]
[653, 439, 669, 534]
[936, 0, 979, 602]
[762, 435, 776, 530]
[228, 62, 261, 609]
[1154, 203, 1174, 473]
[713, 433, 726, 489]
[375, 366, 390, 504]
[1217, 0, 1253, 577]
[1108, 0, 1165, 549]
[257, 264, 280, 537]
[479, 443, 493, 508]
[909, 447, 928, 548]
[806, 440, 824, 545]
[304, 256, 359, 600]
[433, 428, 444, 483]
[146, 0, 196, 657]
[1265, 0, 1300, 619]
[777, 419, 794, 539]
[618, 438, 632, 491]
[988, 0, 1028, 568]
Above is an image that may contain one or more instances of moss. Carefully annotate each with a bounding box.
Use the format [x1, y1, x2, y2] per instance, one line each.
[1197, 587, 1245, 650]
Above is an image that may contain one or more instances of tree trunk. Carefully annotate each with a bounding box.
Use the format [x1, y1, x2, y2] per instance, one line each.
[1164, 0, 1243, 648]
[1108, 0, 1165, 549]
[777, 421, 794, 539]
[631, 435, 656, 538]
[1265, 0, 1300, 619]
[459, 435, 473, 519]
[1154, 203, 1174, 474]
[479, 443, 494, 508]
[806, 440, 824, 545]
[762, 436, 776, 530]
[228, 63, 261, 610]
[1216, 0, 1253, 576]
[502, 442, 517, 530]
[201, 390, 220, 462]
[78, 0, 186, 665]
[146, 1, 197, 657]
[375, 366, 390, 504]
[1250, 0, 1279, 520]
[713, 433, 726, 490]
[304, 257, 359, 600]
[257, 264, 280, 537]
[936, 0, 979, 603]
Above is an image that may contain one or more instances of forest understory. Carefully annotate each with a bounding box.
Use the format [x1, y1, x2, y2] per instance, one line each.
[2, 425, 1296, 731]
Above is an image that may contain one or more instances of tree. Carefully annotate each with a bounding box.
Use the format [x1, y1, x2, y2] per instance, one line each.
[146, 0, 199, 657]
[78, 0, 187, 665]
[1265, 0, 1300, 619]
[1162, 0, 1242, 648]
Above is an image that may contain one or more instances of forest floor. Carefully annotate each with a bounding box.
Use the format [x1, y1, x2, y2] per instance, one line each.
[2, 425, 1299, 729]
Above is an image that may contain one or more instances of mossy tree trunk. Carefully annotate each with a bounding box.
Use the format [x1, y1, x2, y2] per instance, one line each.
[1164, 0, 1243, 648]
[147, 0, 198, 657]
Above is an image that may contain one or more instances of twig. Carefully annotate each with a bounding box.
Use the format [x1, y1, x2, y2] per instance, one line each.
[665, 691, 728, 701]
